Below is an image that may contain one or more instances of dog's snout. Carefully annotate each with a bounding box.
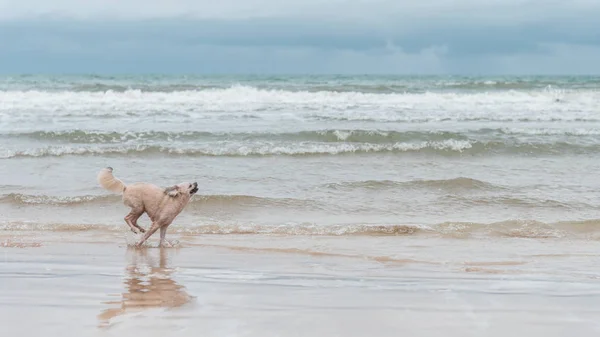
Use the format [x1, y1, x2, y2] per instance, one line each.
[189, 182, 199, 195]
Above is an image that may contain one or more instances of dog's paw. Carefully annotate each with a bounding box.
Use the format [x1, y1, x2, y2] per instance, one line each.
[138, 228, 146, 233]
[160, 240, 180, 248]
[130, 228, 138, 234]
[160, 242, 171, 248]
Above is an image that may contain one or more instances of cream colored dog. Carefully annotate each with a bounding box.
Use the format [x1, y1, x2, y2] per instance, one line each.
[97, 167, 198, 247]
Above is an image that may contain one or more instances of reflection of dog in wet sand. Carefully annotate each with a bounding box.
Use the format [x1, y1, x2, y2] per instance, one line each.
[97, 167, 198, 247]
[98, 248, 192, 326]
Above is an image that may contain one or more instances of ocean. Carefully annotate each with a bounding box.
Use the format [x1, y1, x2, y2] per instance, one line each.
[2, 74, 600, 336]
[2, 74, 600, 236]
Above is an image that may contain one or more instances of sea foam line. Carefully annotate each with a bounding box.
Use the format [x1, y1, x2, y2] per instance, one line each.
[7, 128, 600, 144]
[0, 140, 478, 159]
[1, 86, 598, 119]
[3, 219, 600, 239]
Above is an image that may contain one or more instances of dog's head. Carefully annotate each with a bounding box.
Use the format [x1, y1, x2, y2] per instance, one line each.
[164, 182, 198, 198]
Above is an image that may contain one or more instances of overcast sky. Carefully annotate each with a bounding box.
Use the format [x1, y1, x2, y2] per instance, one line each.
[1, 0, 599, 74]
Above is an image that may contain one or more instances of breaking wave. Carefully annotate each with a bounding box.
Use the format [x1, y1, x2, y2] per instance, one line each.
[2, 189, 596, 215]
[4, 127, 600, 160]
[10, 128, 600, 144]
[7, 129, 472, 144]
[0, 193, 323, 210]
[4, 139, 600, 158]
[3, 74, 600, 93]
[0, 193, 117, 205]
[1, 85, 598, 122]
[0, 141, 478, 158]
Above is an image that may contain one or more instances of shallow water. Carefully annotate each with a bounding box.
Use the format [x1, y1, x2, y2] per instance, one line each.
[2, 233, 600, 337]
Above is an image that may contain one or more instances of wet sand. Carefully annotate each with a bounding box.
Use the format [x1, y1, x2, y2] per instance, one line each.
[2, 231, 600, 336]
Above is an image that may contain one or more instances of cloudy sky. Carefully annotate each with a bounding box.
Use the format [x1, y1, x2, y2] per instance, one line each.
[1, 0, 599, 74]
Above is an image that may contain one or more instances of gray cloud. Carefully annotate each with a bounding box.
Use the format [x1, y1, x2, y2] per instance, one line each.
[1, 0, 600, 74]
[2, 0, 600, 24]
[4, 18, 599, 54]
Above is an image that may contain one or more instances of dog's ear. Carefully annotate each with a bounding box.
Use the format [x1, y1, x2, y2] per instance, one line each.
[164, 185, 180, 197]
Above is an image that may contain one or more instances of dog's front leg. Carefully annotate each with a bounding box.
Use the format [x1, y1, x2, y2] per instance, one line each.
[159, 226, 169, 247]
[136, 222, 160, 247]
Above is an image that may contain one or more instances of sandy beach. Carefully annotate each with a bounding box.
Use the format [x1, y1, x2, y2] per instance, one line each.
[2, 230, 600, 337]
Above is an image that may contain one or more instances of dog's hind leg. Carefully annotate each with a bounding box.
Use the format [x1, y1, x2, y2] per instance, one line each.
[125, 208, 145, 234]
[130, 210, 146, 233]
[136, 222, 160, 247]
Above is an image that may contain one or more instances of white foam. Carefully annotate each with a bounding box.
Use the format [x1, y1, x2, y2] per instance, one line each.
[1, 86, 599, 126]
[0, 140, 477, 158]
[500, 127, 600, 136]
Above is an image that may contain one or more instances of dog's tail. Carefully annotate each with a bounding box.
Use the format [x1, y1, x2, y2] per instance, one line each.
[97, 167, 126, 194]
